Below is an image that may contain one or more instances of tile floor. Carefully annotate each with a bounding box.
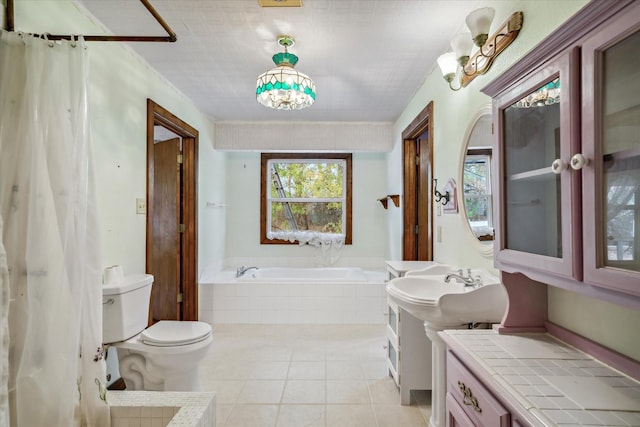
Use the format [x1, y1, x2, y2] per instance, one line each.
[200, 324, 432, 427]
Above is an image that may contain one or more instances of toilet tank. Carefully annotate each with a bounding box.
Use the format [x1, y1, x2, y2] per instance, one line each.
[102, 274, 154, 344]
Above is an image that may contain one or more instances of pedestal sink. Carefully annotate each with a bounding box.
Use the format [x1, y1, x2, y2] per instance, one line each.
[385, 267, 507, 427]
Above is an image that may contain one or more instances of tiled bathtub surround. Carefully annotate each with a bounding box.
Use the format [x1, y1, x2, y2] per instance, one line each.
[199, 269, 386, 324]
[109, 391, 216, 427]
[441, 330, 640, 426]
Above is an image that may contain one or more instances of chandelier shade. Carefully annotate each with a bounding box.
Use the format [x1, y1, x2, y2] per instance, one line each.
[256, 35, 316, 110]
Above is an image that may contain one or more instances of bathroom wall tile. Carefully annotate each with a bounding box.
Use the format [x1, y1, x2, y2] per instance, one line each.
[212, 283, 236, 298]
[140, 407, 153, 418]
[199, 310, 213, 324]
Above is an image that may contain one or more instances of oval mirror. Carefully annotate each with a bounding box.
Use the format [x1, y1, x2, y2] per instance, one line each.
[459, 105, 493, 257]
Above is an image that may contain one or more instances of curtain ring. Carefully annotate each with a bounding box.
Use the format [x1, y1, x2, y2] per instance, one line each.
[41, 33, 54, 48]
[70, 34, 77, 48]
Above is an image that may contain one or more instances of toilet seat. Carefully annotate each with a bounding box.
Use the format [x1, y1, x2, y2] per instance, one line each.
[140, 320, 212, 347]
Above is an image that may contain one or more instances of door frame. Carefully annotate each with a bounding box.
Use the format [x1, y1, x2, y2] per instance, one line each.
[146, 99, 199, 321]
[402, 101, 434, 261]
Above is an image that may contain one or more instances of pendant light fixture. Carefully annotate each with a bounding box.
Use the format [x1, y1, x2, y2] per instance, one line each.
[256, 35, 316, 110]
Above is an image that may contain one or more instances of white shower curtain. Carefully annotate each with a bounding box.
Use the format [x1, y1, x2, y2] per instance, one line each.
[0, 31, 109, 426]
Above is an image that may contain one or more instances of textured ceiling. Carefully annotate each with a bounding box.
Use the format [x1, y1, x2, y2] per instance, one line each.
[75, 0, 484, 122]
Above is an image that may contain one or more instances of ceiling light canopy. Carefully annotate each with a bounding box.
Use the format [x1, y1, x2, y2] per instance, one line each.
[256, 35, 316, 110]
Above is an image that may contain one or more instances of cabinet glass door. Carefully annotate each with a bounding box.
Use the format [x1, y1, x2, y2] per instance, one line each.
[503, 78, 562, 258]
[495, 50, 580, 278]
[582, 13, 640, 294]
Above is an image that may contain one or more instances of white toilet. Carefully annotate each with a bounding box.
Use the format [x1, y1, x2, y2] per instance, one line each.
[102, 274, 213, 391]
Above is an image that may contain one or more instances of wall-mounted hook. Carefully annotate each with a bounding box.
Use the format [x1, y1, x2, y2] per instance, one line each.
[434, 179, 450, 205]
[377, 197, 389, 209]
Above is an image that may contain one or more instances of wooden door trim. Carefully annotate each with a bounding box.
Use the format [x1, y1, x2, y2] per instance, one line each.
[402, 101, 434, 261]
[146, 99, 199, 321]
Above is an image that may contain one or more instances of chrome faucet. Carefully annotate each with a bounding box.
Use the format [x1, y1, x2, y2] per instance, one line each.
[236, 266, 258, 278]
[444, 269, 481, 286]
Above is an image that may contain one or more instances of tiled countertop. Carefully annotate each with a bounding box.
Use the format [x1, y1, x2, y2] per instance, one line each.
[440, 329, 640, 426]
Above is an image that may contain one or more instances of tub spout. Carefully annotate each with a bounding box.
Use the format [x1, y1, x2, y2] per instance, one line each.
[236, 266, 258, 278]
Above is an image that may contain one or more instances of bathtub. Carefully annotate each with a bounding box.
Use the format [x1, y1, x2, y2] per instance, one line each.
[237, 267, 368, 282]
[199, 266, 386, 325]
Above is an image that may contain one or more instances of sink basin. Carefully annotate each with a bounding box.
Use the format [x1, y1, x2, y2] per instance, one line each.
[385, 271, 507, 328]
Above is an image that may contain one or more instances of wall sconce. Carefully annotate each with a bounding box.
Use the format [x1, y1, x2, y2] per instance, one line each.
[437, 8, 523, 91]
[433, 179, 450, 205]
[378, 194, 400, 209]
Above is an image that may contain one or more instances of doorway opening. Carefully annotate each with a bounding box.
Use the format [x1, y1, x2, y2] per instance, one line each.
[146, 99, 199, 322]
[402, 101, 434, 260]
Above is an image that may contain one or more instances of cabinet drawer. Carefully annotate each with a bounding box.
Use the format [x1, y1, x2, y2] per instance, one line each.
[447, 351, 510, 427]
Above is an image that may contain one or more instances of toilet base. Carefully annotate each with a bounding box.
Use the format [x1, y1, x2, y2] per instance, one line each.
[114, 333, 212, 391]
[117, 349, 204, 391]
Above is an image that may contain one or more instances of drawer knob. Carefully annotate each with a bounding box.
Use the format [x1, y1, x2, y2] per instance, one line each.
[458, 381, 482, 413]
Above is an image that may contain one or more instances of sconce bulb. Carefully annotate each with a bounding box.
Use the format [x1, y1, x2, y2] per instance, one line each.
[437, 52, 458, 78]
[466, 7, 495, 47]
[450, 32, 473, 67]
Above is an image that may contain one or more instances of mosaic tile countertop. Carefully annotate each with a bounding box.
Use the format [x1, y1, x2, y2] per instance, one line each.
[109, 390, 215, 427]
[440, 330, 640, 426]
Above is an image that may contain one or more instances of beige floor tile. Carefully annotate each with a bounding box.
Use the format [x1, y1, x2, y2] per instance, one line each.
[368, 377, 402, 404]
[326, 360, 365, 380]
[247, 361, 290, 380]
[361, 359, 390, 380]
[204, 325, 429, 427]
[275, 404, 325, 427]
[222, 404, 279, 427]
[205, 359, 254, 380]
[326, 380, 371, 404]
[215, 404, 234, 426]
[287, 361, 325, 380]
[373, 403, 430, 427]
[291, 350, 326, 361]
[200, 380, 244, 404]
[236, 380, 285, 404]
[281, 380, 326, 404]
[325, 404, 377, 427]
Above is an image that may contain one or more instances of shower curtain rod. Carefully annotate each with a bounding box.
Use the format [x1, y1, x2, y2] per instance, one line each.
[4, 0, 177, 43]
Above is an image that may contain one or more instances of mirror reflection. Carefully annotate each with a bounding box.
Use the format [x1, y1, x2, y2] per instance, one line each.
[462, 111, 494, 243]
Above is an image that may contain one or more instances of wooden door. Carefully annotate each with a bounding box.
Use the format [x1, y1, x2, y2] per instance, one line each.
[151, 137, 182, 321]
[402, 101, 434, 261]
[146, 99, 199, 322]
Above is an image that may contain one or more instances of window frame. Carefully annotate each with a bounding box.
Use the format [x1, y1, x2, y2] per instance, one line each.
[260, 153, 352, 245]
[464, 147, 493, 235]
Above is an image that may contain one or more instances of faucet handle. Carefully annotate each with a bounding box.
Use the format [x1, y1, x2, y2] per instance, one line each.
[466, 268, 472, 278]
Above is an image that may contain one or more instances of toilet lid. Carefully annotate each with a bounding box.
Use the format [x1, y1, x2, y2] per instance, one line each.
[140, 320, 212, 347]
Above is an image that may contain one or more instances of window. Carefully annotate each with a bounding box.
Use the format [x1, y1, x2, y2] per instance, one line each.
[260, 153, 352, 244]
[464, 148, 493, 240]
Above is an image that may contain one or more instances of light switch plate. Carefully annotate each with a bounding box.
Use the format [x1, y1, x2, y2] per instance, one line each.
[136, 198, 146, 215]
